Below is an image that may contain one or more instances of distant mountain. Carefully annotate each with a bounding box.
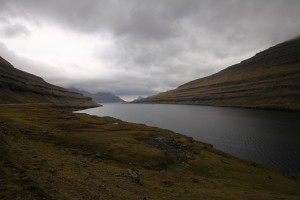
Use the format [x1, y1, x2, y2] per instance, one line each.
[0, 56, 97, 108]
[134, 96, 145, 101]
[68, 88, 126, 103]
[136, 37, 300, 111]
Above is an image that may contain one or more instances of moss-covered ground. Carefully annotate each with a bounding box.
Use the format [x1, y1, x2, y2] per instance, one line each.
[0, 105, 299, 200]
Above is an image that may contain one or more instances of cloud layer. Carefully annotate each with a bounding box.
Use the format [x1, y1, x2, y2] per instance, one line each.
[0, 0, 300, 100]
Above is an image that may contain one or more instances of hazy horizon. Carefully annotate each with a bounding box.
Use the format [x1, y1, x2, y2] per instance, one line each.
[1, 0, 300, 100]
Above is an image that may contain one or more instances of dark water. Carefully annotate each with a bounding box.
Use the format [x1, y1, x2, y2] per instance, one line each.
[77, 103, 300, 173]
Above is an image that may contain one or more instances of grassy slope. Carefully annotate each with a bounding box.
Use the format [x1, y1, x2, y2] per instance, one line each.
[137, 38, 300, 111]
[0, 105, 299, 200]
[0, 57, 98, 109]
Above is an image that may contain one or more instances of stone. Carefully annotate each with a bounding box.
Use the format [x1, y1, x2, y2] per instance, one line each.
[21, 176, 30, 183]
[192, 178, 199, 183]
[95, 154, 102, 158]
[126, 169, 143, 185]
[143, 163, 151, 169]
[161, 181, 173, 187]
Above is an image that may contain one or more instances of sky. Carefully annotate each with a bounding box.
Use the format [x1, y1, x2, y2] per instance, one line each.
[0, 0, 300, 101]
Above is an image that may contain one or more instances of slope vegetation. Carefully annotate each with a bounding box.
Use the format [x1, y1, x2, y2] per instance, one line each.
[0, 105, 299, 200]
[0, 57, 97, 108]
[137, 38, 300, 111]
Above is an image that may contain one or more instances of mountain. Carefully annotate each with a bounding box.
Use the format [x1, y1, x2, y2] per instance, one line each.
[69, 88, 126, 103]
[136, 37, 300, 111]
[0, 56, 98, 108]
[133, 96, 145, 101]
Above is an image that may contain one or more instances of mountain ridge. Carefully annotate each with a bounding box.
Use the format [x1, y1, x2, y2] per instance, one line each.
[135, 38, 300, 111]
[0, 56, 98, 109]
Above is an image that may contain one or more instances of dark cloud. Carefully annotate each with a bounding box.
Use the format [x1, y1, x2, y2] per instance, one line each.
[0, 0, 200, 40]
[2, 0, 298, 42]
[0, 0, 300, 100]
[0, 23, 30, 37]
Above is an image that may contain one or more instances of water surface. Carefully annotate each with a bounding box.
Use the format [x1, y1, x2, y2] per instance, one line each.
[77, 103, 300, 173]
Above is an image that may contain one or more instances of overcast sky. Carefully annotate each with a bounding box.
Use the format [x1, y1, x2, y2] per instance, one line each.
[0, 0, 300, 100]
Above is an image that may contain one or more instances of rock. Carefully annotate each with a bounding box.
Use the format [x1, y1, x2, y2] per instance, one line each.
[141, 136, 193, 163]
[161, 181, 173, 187]
[125, 169, 143, 185]
[25, 185, 39, 191]
[251, 163, 258, 167]
[221, 160, 230, 165]
[192, 178, 199, 183]
[143, 163, 151, 169]
[49, 168, 57, 174]
[95, 154, 102, 158]
[81, 161, 88, 166]
[11, 168, 18, 172]
[21, 176, 30, 183]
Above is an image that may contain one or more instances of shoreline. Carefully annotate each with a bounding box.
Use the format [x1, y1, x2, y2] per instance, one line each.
[78, 103, 300, 174]
[0, 104, 299, 199]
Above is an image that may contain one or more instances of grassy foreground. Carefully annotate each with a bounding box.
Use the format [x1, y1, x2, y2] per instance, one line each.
[0, 105, 299, 200]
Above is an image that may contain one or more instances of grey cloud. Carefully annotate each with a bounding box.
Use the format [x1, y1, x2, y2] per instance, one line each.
[0, 0, 300, 98]
[1, 0, 300, 42]
[0, 23, 30, 38]
[0, 42, 169, 96]
[0, 0, 210, 40]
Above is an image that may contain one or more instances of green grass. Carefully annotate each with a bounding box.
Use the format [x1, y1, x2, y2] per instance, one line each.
[0, 104, 299, 200]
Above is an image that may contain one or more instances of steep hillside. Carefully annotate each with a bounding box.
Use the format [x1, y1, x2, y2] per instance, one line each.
[136, 38, 300, 111]
[69, 88, 126, 103]
[0, 57, 98, 108]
